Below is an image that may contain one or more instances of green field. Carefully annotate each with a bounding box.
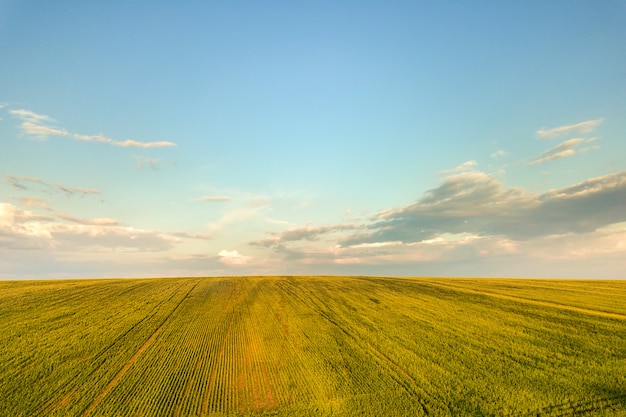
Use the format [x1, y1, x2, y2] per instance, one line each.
[1, 277, 625, 416]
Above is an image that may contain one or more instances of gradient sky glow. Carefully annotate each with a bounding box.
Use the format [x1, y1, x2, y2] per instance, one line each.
[2, 1, 626, 278]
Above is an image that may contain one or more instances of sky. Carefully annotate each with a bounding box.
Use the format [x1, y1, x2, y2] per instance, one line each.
[1, 1, 626, 279]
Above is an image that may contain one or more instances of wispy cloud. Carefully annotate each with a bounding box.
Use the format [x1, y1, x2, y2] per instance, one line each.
[6, 175, 100, 197]
[528, 137, 599, 165]
[10, 109, 69, 139]
[133, 156, 161, 170]
[208, 198, 272, 232]
[251, 223, 359, 248]
[18, 197, 49, 210]
[55, 183, 100, 198]
[439, 160, 477, 174]
[260, 233, 517, 268]
[169, 231, 214, 240]
[10, 108, 176, 148]
[21, 122, 69, 138]
[57, 214, 120, 226]
[536, 118, 603, 139]
[528, 138, 582, 165]
[192, 195, 231, 202]
[490, 150, 508, 159]
[9, 109, 55, 123]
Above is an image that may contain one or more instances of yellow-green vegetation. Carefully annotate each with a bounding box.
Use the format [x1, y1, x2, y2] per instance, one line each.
[1, 277, 625, 416]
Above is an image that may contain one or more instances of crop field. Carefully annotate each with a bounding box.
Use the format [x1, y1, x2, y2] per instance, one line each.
[1, 276, 625, 416]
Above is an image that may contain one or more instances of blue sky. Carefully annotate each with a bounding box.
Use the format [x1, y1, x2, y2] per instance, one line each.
[1, 1, 625, 278]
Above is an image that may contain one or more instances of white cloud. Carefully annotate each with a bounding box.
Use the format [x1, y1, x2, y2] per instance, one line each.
[348, 241, 403, 249]
[21, 122, 69, 138]
[10, 107, 176, 148]
[1, 202, 174, 251]
[10, 109, 67, 139]
[0, 202, 216, 254]
[10, 109, 55, 123]
[524, 223, 626, 260]
[0, 203, 54, 242]
[218, 249, 251, 265]
[73, 133, 175, 148]
[536, 118, 603, 139]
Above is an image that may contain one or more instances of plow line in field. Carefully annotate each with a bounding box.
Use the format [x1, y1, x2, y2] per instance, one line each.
[80, 282, 198, 416]
[425, 281, 626, 320]
[29, 280, 187, 417]
[506, 393, 626, 417]
[292, 282, 441, 415]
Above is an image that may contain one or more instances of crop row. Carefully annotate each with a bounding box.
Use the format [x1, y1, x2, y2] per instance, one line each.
[1, 276, 625, 416]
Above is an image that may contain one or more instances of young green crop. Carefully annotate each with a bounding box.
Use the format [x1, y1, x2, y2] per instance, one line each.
[1, 276, 625, 416]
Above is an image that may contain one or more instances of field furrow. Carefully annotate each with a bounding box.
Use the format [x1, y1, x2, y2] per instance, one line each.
[80, 281, 198, 416]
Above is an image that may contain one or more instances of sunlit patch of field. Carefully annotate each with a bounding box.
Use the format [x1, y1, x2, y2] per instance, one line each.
[1, 276, 625, 416]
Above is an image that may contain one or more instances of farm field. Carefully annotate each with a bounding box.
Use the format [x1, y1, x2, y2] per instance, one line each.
[1, 276, 625, 416]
